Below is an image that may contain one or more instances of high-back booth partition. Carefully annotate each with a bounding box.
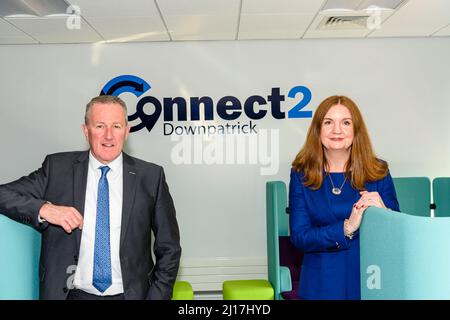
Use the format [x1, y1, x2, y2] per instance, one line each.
[360, 207, 450, 299]
[392, 177, 450, 218]
[1, 176, 449, 300]
[0, 215, 40, 299]
[392, 177, 431, 216]
[266, 181, 303, 300]
[0, 214, 196, 300]
[433, 177, 450, 217]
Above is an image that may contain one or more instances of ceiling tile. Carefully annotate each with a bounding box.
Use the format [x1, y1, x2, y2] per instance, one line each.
[158, 0, 240, 40]
[85, 17, 169, 42]
[0, 0, 448, 44]
[6, 16, 102, 43]
[65, 0, 159, 18]
[358, 0, 405, 10]
[433, 23, 450, 36]
[242, 0, 325, 14]
[239, 0, 324, 39]
[157, 0, 240, 15]
[65, 0, 167, 42]
[321, 0, 361, 11]
[0, 18, 37, 44]
[166, 15, 238, 40]
[369, 0, 450, 37]
[239, 14, 314, 40]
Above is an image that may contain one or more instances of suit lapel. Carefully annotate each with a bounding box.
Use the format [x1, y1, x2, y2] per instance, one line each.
[120, 153, 137, 247]
[73, 151, 89, 252]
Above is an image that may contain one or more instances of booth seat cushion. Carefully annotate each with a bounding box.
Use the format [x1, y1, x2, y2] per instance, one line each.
[222, 279, 274, 300]
[172, 281, 194, 300]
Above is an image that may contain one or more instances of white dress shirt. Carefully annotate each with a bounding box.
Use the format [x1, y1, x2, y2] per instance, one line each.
[73, 152, 124, 295]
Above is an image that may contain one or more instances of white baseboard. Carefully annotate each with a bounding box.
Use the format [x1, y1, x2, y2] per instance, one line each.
[177, 256, 267, 292]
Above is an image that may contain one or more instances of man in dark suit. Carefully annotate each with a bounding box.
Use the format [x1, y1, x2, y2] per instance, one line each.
[0, 95, 181, 300]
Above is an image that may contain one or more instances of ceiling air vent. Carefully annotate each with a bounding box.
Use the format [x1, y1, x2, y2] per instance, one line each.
[317, 15, 370, 30]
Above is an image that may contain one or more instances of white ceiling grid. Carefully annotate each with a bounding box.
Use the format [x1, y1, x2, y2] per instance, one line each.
[0, 0, 449, 44]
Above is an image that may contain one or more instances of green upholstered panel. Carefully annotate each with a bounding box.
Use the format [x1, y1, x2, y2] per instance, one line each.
[393, 177, 431, 216]
[433, 177, 450, 217]
[172, 281, 194, 300]
[0, 215, 41, 300]
[266, 181, 288, 300]
[360, 207, 450, 299]
[222, 279, 274, 300]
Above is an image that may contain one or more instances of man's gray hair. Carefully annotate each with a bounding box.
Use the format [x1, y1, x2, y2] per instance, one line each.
[85, 95, 128, 124]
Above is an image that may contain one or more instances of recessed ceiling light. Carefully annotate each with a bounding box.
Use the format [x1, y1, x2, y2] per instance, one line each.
[358, 0, 405, 10]
[357, 0, 405, 10]
[322, 0, 406, 11]
[0, 0, 70, 18]
[322, 0, 363, 11]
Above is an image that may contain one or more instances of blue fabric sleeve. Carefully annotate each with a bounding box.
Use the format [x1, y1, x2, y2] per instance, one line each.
[289, 169, 350, 253]
[379, 171, 400, 212]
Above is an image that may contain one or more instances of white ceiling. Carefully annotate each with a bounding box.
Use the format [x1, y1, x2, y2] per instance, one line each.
[0, 0, 449, 44]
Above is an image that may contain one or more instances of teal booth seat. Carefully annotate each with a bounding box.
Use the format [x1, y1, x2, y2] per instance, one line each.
[433, 177, 450, 217]
[266, 181, 289, 300]
[0, 214, 190, 300]
[0, 215, 41, 299]
[392, 177, 431, 216]
[360, 207, 450, 299]
[266, 181, 302, 300]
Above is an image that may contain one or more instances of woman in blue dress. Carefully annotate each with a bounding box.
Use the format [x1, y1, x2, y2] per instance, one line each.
[289, 95, 399, 300]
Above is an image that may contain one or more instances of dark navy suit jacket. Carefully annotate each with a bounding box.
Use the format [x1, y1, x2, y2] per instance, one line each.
[289, 169, 399, 299]
[0, 151, 181, 300]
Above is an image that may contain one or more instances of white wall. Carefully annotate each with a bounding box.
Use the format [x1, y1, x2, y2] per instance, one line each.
[0, 38, 449, 261]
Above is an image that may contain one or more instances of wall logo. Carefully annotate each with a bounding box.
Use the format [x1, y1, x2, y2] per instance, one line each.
[100, 75, 313, 135]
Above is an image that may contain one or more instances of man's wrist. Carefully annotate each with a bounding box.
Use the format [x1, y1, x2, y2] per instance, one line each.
[38, 201, 51, 223]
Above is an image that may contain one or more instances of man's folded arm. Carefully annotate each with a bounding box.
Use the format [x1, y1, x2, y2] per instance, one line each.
[0, 156, 50, 229]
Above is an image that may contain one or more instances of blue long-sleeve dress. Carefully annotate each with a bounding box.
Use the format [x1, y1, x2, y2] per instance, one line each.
[289, 169, 399, 299]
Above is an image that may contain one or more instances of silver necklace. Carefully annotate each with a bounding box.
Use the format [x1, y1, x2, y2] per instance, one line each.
[328, 173, 347, 195]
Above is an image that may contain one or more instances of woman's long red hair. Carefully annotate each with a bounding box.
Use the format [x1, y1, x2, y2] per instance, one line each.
[292, 95, 388, 190]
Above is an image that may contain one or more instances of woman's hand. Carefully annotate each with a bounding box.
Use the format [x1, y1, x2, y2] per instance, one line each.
[346, 191, 386, 235]
[346, 204, 365, 234]
[355, 191, 386, 210]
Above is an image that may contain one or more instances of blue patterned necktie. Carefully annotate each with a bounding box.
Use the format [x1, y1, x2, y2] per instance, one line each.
[93, 165, 112, 293]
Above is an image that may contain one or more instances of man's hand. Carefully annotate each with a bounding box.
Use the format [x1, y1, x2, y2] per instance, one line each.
[39, 202, 83, 233]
